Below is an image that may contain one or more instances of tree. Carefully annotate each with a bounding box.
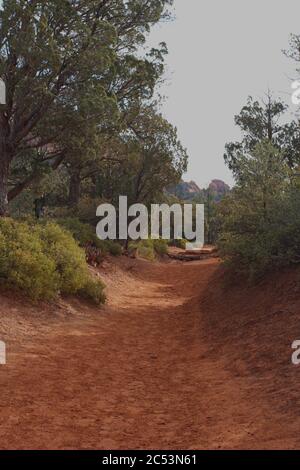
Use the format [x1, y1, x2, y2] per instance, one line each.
[0, 0, 173, 215]
[224, 94, 300, 178]
[63, 41, 169, 206]
[218, 140, 293, 277]
[95, 104, 188, 205]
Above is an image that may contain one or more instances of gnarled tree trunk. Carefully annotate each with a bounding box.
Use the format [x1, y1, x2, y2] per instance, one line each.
[0, 160, 9, 216]
[0, 113, 11, 216]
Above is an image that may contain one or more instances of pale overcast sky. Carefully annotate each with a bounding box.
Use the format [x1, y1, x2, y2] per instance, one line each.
[148, 0, 300, 187]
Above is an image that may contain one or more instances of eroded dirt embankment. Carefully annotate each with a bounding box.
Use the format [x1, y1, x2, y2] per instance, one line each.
[0, 256, 299, 449]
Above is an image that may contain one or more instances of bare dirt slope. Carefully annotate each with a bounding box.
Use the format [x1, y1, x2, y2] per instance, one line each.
[0, 257, 299, 449]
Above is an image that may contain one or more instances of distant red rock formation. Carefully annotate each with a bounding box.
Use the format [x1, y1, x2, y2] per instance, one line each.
[209, 179, 230, 192]
[168, 179, 231, 202]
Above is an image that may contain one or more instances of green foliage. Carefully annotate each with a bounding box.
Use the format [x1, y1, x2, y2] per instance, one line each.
[56, 217, 99, 247]
[224, 94, 300, 175]
[102, 240, 123, 257]
[56, 218, 122, 257]
[37, 223, 90, 296]
[79, 277, 106, 306]
[0, 219, 59, 301]
[153, 239, 168, 256]
[0, 0, 176, 217]
[129, 239, 168, 260]
[129, 240, 155, 261]
[218, 140, 299, 279]
[95, 105, 188, 206]
[0, 219, 105, 303]
[169, 239, 187, 250]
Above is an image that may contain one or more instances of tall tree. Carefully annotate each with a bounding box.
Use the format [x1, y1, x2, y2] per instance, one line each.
[96, 104, 188, 205]
[224, 94, 300, 178]
[219, 140, 292, 276]
[63, 41, 169, 206]
[0, 0, 173, 215]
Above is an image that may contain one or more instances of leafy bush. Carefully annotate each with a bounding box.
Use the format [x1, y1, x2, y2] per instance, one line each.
[168, 239, 187, 250]
[138, 243, 156, 261]
[129, 239, 168, 260]
[56, 218, 122, 257]
[128, 240, 155, 261]
[102, 240, 123, 257]
[0, 218, 105, 304]
[79, 277, 106, 305]
[153, 239, 168, 256]
[56, 217, 99, 247]
[37, 223, 90, 295]
[0, 219, 58, 300]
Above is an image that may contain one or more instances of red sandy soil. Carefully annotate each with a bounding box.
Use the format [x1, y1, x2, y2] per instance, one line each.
[0, 256, 300, 449]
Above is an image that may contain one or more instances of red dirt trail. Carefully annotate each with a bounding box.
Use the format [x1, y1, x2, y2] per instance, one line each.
[0, 257, 300, 449]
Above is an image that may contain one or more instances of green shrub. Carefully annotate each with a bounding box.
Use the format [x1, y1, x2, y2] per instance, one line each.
[56, 218, 122, 257]
[129, 239, 168, 260]
[216, 141, 299, 280]
[56, 218, 98, 246]
[37, 223, 90, 295]
[168, 239, 187, 250]
[217, 175, 300, 279]
[0, 218, 105, 304]
[103, 240, 123, 257]
[128, 240, 154, 261]
[153, 239, 168, 256]
[0, 219, 59, 300]
[138, 245, 156, 261]
[79, 277, 106, 305]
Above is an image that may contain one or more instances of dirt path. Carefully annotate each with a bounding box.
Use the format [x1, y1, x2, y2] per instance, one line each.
[0, 258, 298, 449]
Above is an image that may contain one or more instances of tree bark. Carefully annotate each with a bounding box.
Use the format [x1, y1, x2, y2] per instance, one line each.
[0, 113, 11, 216]
[0, 158, 9, 216]
[68, 171, 81, 207]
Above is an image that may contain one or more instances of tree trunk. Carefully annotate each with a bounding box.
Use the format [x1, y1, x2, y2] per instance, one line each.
[0, 161, 9, 216]
[68, 171, 81, 207]
[0, 114, 11, 216]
